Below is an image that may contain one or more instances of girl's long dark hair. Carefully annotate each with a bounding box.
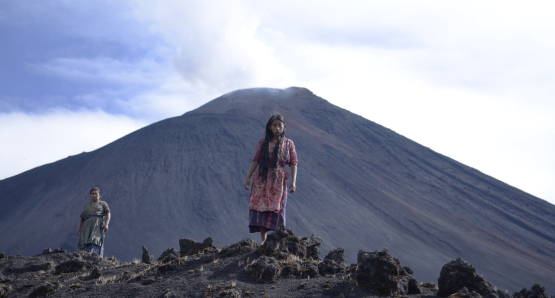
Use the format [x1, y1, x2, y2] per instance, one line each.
[258, 113, 286, 181]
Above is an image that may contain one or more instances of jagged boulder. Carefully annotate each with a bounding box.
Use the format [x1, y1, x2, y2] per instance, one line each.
[448, 287, 484, 298]
[302, 235, 322, 260]
[220, 238, 258, 257]
[355, 248, 421, 296]
[259, 226, 321, 261]
[513, 284, 550, 298]
[29, 282, 62, 298]
[142, 245, 154, 264]
[438, 258, 498, 298]
[157, 248, 179, 262]
[245, 256, 282, 282]
[318, 248, 346, 275]
[179, 237, 215, 256]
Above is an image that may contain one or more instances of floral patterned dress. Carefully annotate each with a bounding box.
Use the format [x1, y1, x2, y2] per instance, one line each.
[78, 200, 110, 257]
[248, 138, 298, 233]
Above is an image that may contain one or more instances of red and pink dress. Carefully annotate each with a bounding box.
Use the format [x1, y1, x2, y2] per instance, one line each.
[249, 137, 298, 233]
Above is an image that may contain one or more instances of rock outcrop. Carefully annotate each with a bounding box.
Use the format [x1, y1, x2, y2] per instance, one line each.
[220, 238, 258, 257]
[157, 248, 179, 262]
[355, 248, 421, 296]
[179, 237, 215, 256]
[258, 226, 320, 261]
[438, 258, 498, 298]
[448, 287, 484, 298]
[245, 256, 282, 282]
[513, 284, 551, 298]
[0, 227, 552, 297]
[142, 245, 154, 264]
[318, 248, 346, 275]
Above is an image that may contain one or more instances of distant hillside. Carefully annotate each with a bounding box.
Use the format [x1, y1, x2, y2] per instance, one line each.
[1, 87, 554, 292]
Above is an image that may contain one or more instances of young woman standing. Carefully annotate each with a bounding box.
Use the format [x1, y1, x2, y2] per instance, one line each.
[244, 113, 298, 244]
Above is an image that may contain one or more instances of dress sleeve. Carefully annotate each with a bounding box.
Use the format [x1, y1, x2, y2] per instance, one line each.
[102, 202, 111, 215]
[253, 139, 264, 162]
[288, 140, 298, 165]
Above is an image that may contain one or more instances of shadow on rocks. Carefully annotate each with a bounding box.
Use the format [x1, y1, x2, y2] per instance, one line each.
[29, 282, 62, 298]
[513, 284, 553, 298]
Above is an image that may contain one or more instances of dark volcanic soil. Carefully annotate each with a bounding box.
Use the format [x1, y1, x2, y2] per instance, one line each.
[0, 237, 437, 298]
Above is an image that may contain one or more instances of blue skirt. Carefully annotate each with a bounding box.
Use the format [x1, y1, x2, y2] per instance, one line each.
[249, 194, 287, 233]
[81, 243, 104, 257]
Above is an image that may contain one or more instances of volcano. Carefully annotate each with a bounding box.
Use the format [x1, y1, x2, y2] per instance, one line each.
[1, 87, 554, 292]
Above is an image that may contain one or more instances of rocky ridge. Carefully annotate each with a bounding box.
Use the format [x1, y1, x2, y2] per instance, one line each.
[0, 226, 552, 298]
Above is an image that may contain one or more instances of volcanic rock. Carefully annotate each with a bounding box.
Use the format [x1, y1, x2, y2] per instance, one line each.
[55, 256, 85, 274]
[90, 267, 102, 278]
[29, 281, 62, 298]
[258, 225, 321, 261]
[513, 284, 552, 298]
[318, 248, 346, 275]
[301, 235, 322, 260]
[438, 258, 498, 298]
[52, 247, 66, 253]
[355, 248, 421, 296]
[157, 248, 179, 262]
[142, 245, 154, 264]
[448, 287, 484, 298]
[421, 282, 439, 291]
[245, 256, 282, 282]
[179, 237, 215, 256]
[220, 238, 258, 257]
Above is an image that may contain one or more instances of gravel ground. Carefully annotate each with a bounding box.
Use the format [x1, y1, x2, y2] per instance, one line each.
[0, 244, 439, 298]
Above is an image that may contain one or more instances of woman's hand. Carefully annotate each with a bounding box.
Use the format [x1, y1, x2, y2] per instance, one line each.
[244, 179, 251, 190]
[103, 225, 109, 233]
[77, 229, 81, 237]
[289, 181, 296, 193]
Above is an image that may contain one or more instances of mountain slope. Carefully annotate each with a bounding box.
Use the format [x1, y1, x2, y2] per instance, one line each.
[1, 87, 554, 292]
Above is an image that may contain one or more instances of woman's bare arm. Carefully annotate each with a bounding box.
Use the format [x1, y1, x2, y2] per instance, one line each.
[77, 218, 83, 237]
[289, 164, 297, 193]
[244, 161, 259, 190]
[103, 212, 111, 233]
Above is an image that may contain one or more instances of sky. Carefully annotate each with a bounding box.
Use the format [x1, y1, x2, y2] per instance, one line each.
[1, 1, 554, 204]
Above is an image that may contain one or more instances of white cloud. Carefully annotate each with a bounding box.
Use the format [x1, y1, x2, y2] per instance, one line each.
[28, 57, 167, 85]
[0, 110, 148, 180]
[132, 0, 294, 95]
[3, 0, 555, 205]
